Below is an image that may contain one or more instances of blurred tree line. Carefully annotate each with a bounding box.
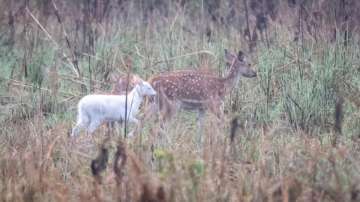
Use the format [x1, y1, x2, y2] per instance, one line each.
[1, 0, 359, 53]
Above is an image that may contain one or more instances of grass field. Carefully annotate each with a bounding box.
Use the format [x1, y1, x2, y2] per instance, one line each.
[0, 1, 360, 201]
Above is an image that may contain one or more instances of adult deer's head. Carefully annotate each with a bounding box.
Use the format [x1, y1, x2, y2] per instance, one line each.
[224, 49, 257, 78]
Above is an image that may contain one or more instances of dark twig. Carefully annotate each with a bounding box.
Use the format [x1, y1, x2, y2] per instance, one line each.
[91, 147, 109, 179]
[229, 116, 240, 144]
[91, 137, 110, 183]
[333, 96, 344, 146]
[113, 141, 127, 184]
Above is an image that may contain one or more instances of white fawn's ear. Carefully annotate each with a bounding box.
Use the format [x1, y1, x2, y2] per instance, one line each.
[139, 80, 145, 86]
[134, 75, 143, 84]
[140, 81, 150, 90]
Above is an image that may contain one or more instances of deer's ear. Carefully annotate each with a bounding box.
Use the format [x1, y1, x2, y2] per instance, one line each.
[142, 81, 151, 88]
[135, 75, 143, 83]
[137, 81, 144, 87]
[237, 51, 245, 61]
[224, 49, 236, 62]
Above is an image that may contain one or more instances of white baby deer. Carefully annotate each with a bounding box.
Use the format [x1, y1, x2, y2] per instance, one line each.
[148, 49, 256, 142]
[71, 81, 157, 136]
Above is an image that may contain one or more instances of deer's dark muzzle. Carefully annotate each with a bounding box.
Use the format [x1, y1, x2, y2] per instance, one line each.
[243, 70, 257, 78]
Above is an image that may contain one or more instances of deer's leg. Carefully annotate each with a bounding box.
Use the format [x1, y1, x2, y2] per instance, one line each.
[128, 115, 139, 124]
[153, 92, 177, 147]
[162, 101, 176, 124]
[87, 120, 102, 135]
[71, 115, 90, 137]
[196, 109, 206, 146]
[71, 123, 83, 137]
[157, 93, 167, 124]
[106, 122, 115, 136]
[141, 96, 157, 121]
[209, 98, 225, 121]
[157, 92, 175, 128]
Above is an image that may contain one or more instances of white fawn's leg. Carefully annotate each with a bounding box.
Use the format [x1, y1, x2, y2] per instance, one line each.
[71, 112, 90, 137]
[128, 115, 139, 124]
[71, 124, 82, 137]
[106, 121, 118, 136]
[87, 120, 102, 135]
[126, 116, 139, 138]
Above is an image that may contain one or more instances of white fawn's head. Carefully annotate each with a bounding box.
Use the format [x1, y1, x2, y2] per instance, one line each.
[135, 81, 157, 96]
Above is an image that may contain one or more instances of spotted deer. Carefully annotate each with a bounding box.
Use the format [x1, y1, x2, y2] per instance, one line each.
[148, 49, 256, 141]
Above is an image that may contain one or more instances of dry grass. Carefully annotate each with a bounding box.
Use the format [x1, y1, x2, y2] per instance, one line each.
[1, 112, 360, 201]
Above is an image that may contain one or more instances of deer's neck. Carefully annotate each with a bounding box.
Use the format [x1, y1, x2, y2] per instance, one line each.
[223, 64, 241, 89]
[126, 88, 143, 115]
